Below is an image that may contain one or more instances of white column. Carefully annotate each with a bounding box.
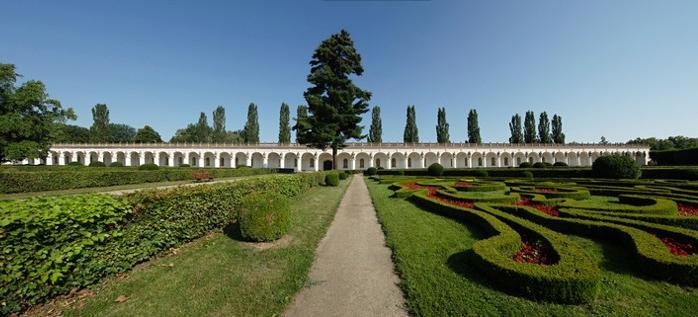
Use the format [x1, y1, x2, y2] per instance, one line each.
[168, 153, 174, 167]
[496, 154, 501, 168]
[46, 153, 54, 166]
[214, 152, 220, 168]
[245, 153, 251, 167]
[139, 152, 145, 166]
[313, 155, 319, 172]
[296, 153, 302, 172]
[402, 155, 408, 169]
[466, 154, 472, 168]
[262, 153, 268, 168]
[198, 152, 205, 167]
[280, 153, 285, 169]
[368, 154, 374, 168]
[58, 153, 66, 166]
[153, 153, 160, 166]
[350, 156, 356, 170]
[125, 153, 132, 167]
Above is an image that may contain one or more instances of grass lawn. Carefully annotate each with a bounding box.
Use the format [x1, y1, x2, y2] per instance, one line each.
[31, 177, 350, 317]
[367, 180, 698, 317]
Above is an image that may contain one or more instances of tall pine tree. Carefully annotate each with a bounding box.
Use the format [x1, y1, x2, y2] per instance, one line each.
[509, 114, 523, 143]
[295, 105, 308, 143]
[552, 114, 565, 144]
[90, 104, 110, 142]
[403, 105, 419, 143]
[278, 103, 291, 144]
[295, 30, 371, 169]
[368, 106, 382, 143]
[467, 109, 481, 143]
[243, 103, 259, 144]
[524, 111, 537, 143]
[538, 111, 552, 144]
[436, 107, 450, 144]
[212, 105, 226, 143]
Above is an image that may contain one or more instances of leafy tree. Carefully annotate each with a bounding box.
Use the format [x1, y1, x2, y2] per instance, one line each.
[0, 63, 75, 162]
[600, 136, 609, 144]
[107, 123, 136, 142]
[368, 106, 382, 143]
[193, 112, 212, 143]
[552, 114, 565, 144]
[294, 29, 371, 169]
[295, 105, 308, 143]
[243, 103, 259, 144]
[403, 105, 419, 143]
[90, 104, 110, 142]
[226, 130, 245, 144]
[436, 107, 450, 143]
[133, 125, 162, 143]
[538, 111, 552, 143]
[524, 111, 537, 143]
[278, 103, 291, 144]
[627, 136, 698, 151]
[212, 105, 226, 143]
[509, 114, 523, 144]
[53, 124, 90, 143]
[467, 109, 481, 143]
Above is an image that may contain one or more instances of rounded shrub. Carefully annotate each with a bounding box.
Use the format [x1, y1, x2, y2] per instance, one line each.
[553, 162, 568, 167]
[427, 163, 444, 176]
[138, 163, 159, 170]
[109, 162, 124, 167]
[338, 172, 348, 180]
[365, 167, 378, 176]
[532, 162, 547, 168]
[178, 164, 191, 168]
[519, 170, 533, 178]
[325, 173, 339, 186]
[592, 155, 641, 179]
[88, 161, 106, 167]
[473, 169, 489, 177]
[519, 162, 533, 168]
[238, 191, 291, 242]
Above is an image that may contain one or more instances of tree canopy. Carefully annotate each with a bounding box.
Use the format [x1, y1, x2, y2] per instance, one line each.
[538, 112, 552, 143]
[524, 111, 537, 143]
[368, 106, 382, 143]
[552, 114, 565, 144]
[278, 103, 291, 144]
[212, 105, 226, 143]
[294, 29, 371, 169]
[436, 107, 450, 143]
[403, 105, 418, 143]
[509, 114, 523, 144]
[90, 104, 110, 142]
[467, 109, 481, 143]
[133, 125, 163, 143]
[243, 103, 259, 144]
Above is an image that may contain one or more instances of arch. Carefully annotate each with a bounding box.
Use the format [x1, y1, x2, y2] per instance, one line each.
[355, 152, 370, 169]
[130, 152, 140, 166]
[439, 152, 454, 168]
[158, 152, 169, 166]
[590, 152, 600, 165]
[88, 151, 99, 164]
[301, 152, 316, 171]
[219, 152, 232, 168]
[373, 152, 389, 169]
[541, 152, 554, 164]
[527, 152, 540, 164]
[471, 152, 484, 168]
[102, 152, 113, 165]
[424, 152, 438, 167]
[173, 152, 185, 166]
[455, 152, 468, 168]
[407, 152, 422, 169]
[337, 152, 352, 170]
[319, 152, 333, 170]
[567, 152, 579, 167]
[49, 151, 59, 165]
[267, 152, 282, 168]
[115, 152, 126, 165]
[500, 152, 513, 167]
[485, 152, 498, 168]
[251, 152, 264, 168]
[579, 152, 590, 166]
[144, 152, 156, 165]
[554, 152, 567, 164]
[514, 152, 526, 167]
[284, 152, 298, 169]
[188, 152, 199, 167]
[391, 152, 406, 169]
[235, 152, 248, 167]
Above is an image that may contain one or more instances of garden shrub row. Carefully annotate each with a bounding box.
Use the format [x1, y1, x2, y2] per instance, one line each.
[0, 167, 278, 193]
[486, 204, 698, 286]
[561, 209, 698, 231]
[559, 208, 698, 235]
[650, 147, 698, 166]
[375, 167, 698, 180]
[511, 186, 591, 200]
[559, 195, 678, 215]
[0, 173, 325, 315]
[408, 191, 600, 304]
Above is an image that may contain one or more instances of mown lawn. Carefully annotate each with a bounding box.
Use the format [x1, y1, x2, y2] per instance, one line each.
[367, 180, 698, 317]
[40, 178, 351, 317]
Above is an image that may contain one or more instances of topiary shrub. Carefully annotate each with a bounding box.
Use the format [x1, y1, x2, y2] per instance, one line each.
[365, 167, 378, 176]
[519, 162, 533, 168]
[325, 173, 339, 186]
[178, 164, 191, 167]
[473, 169, 489, 177]
[88, 161, 106, 167]
[592, 155, 641, 179]
[109, 162, 124, 167]
[553, 162, 568, 167]
[138, 163, 159, 170]
[238, 191, 291, 242]
[338, 172, 348, 180]
[532, 162, 547, 168]
[520, 170, 533, 178]
[427, 163, 444, 176]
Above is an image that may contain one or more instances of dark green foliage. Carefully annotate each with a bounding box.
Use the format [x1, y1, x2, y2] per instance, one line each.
[509, 114, 523, 144]
[368, 106, 382, 143]
[520, 171, 534, 178]
[88, 161, 106, 167]
[628, 136, 698, 151]
[278, 103, 291, 144]
[519, 162, 533, 168]
[427, 163, 444, 176]
[467, 109, 481, 143]
[295, 30, 371, 169]
[107, 123, 136, 143]
[524, 111, 537, 143]
[109, 162, 124, 167]
[338, 171, 348, 180]
[67, 162, 82, 166]
[552, 114, 565, 144]
[0, 173, 322, 314]
[553, 162, 568, 167]
[642, 167, 698, 180]
[53, 124, 90, 143]
[538, 112, 552, 144]
[403, 105, 419, 143]
[651, 147, 698, 165]
[532, 162, 548, 168]
[90, 103, 110, 142]
[212, 105, 227, 143]
[365, 167, 378, 176]
[238, 191, 291, 242]
[178, 164, 191, 167]
[137, 163, 159, 170]
[436, 107, 450, 143]
[325, 173, 339, 186]
[592, 155, 641, 179]
[295, 105, 308, 143]
[132, 125, 162, 143]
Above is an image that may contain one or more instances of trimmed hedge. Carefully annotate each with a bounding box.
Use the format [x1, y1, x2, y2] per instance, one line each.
[109, 162, 124, 167]
[138, 163, 159, 170]
[338, 171, 348, 180]
[238, 191, 291, 242]
[592, 155, 641, 179]
[365, 167, 378, 176]
[325, 173, 339, 186]
[651, 147, 698, 165]
[560, 194, 677, 215]
[88, 161, 106, 167]
[0, 173, 324, 315]
[427, 163, 444, 176]
[374, 167, 697, 180]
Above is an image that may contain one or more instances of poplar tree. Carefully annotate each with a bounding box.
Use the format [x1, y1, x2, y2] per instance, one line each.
[243, 103, 259, 144]
[90, 104, 110, 142]
[467, 109, 481, 143]
[436, 107, 450, 144]
[403, 105, 419, 143]
[295, 29, 371, 169]
[212, 105, 226, 143]
[194, 112, 212, 143]
[509, 114, 523, 143]
[278, 103, 291, 144]
[368, 106, 382, 143]
[295, 105, 308, 143]
[524, 111, 537, 143]
[552, 114, 565, 144]
[538, 111, 552, 144]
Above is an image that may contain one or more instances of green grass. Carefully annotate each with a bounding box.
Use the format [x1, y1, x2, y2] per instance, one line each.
[367, 180, 698, 317]
[43, 178, 351, 317]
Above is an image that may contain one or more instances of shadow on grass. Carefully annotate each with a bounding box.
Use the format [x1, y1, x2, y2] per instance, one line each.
[223, 221, 245, 242]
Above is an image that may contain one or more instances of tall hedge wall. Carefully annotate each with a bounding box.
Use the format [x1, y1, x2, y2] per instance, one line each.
[651, 147, 698, 166]
[0, 173, 324, 315]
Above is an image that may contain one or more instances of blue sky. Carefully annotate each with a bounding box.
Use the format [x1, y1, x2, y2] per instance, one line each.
[2, 0, 697, 143]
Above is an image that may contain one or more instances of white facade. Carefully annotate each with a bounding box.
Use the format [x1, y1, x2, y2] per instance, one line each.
[26, 143, 650, 171]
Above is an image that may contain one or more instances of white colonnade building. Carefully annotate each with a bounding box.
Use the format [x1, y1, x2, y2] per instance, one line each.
[25, 143, 651, 171]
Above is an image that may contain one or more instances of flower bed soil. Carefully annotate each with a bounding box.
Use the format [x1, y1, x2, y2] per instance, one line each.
[512, 199, 560, 217]
[678, 203, 698, 217]
[512, 234, 554, 265]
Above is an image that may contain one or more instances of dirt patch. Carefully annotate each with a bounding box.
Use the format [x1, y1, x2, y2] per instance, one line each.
[240, 234, 294, 250]
[18, 288, 94, 317]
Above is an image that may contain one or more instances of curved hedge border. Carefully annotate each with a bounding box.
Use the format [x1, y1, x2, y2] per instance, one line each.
[559, 194, 677, 215]
[409, 191, 600, 304]
[566, 209, 698, 231]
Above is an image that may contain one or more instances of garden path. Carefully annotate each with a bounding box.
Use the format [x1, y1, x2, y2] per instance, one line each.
[284, 176, 407, 317]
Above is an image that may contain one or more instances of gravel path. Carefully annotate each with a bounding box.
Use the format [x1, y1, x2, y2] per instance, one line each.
[284, 176, 407, 317]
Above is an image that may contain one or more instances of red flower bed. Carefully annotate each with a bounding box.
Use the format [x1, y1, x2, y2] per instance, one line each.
[454, 181, 473, 188]
[536, 187, 558, 193]
[428, 190, 475, 209]
[512, 234, 554, 265]
[678, 203, 698, 217]
[655, 235, 696, 256]
[512, 199, 560, 217]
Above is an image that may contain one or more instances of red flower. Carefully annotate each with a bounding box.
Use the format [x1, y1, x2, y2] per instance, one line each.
[454, 181, 473, 188]
[511, 199, 560, 217]
[654, 235, 695, 256]
[512, 234, 554, 265]
[536, 187, 558, 193]
[678, 203, 698, 217]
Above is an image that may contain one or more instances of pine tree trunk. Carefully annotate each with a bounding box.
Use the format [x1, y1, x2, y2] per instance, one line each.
[332, 145, 337, 170]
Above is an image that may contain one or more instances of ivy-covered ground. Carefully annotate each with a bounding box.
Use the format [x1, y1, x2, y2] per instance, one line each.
[367, 176, 698, 316]
[22, 178, 350, 317]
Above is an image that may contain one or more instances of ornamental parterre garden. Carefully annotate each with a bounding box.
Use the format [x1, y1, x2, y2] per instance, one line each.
[368, 173, 698, 315]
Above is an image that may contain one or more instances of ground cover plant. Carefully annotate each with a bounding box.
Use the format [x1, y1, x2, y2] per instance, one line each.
[369, 175, 698, 315]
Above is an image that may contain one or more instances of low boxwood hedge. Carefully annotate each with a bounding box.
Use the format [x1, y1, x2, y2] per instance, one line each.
[325, 173, 339, 186]
[559, 194, 677, 215]
[238, 191, 291, 242]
